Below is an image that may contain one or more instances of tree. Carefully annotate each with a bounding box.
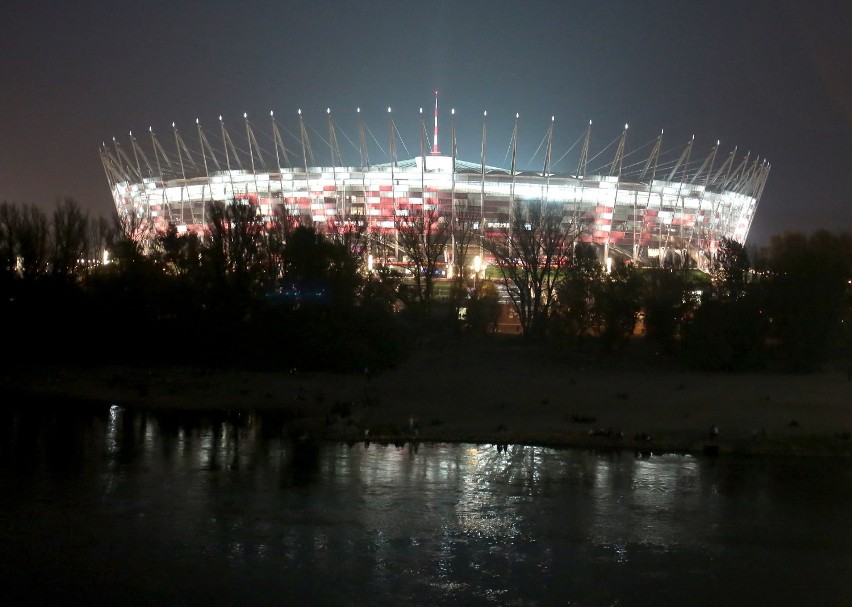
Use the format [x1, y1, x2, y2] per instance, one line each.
[710, 237, 750, 300]
[207, 199, 263, 284]
[152, 222, 202, 277]
[553, 242, 602, 343]
[485, 202, 581, 339]
[281, 225, 363, 310]
[51, 198, 91, 277]
[449, 201, 480, 282]
[0, 202, 21, 278]
[396, 207, 451, 316]
[17, 204, 50, 279]
[684, 237, 767, 370]
[595, 260, 642, 350]
[642, 267, 699, 352]
[466, 279, 501, 334]
[762, 230, 851, 370]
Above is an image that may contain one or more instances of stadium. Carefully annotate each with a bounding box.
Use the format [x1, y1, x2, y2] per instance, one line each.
[100, 97, 769, 270]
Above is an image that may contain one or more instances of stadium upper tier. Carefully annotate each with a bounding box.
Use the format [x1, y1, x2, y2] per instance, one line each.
[100, 113, 769, 266]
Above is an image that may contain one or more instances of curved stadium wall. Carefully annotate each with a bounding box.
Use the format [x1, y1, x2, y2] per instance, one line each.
[100, 114, 769, 269]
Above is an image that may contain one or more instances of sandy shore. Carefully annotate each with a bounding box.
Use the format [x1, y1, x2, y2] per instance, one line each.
[4, 338, 851, 456]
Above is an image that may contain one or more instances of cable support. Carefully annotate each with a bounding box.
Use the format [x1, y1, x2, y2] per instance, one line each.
[390, 119, 410, 158]
[174, 129, 200, 174]
[259, 128, 296, 168]
[263, 122, 302, 151]
[421, 120, 433, 155]
[527, 127, 550, 167]
[586, 133, 622, 173]
[551, 130, 586, 171]
[364, 123, 386, 157]
[306, 120, 332, 152]
[244, 119, 267, 172]
[334, 124, 361, 159]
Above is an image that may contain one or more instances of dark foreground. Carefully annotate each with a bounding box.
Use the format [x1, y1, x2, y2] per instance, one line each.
[3, 340, 851, 456]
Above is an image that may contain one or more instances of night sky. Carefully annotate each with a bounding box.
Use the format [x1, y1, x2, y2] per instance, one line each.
[2, 0, 849, 245]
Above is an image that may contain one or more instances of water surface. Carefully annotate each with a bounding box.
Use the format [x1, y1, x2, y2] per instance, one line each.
[1, 405, 850, 605]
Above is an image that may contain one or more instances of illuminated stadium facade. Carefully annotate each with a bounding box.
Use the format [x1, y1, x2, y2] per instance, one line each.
[100, 98, 769, 269]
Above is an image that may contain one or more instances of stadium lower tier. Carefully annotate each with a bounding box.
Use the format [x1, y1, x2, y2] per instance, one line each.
[109, 157, 762, 268]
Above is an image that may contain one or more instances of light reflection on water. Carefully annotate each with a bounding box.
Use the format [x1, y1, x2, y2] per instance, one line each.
[1, 404, 850, 606]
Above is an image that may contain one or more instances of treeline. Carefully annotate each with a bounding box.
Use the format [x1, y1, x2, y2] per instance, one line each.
[1, 199, 404, 370]
[548, 232, 852, 372]
[2, 199, 850, 373]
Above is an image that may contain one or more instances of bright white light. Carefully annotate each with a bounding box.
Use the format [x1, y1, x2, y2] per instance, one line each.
[102, 249, 109, 265]
[172, 122, 175, 128]
[388, 107, 392, 113]
[367, 254, 374, 271]
[326, 108, 330, 114]
[298, 109, 301, 115]
[270, 110, 274, 116]
[606, 257, 613, 273]
[451, 108, 455, 115]
[483, 110, 487, 117]
[244, 112, 247, 119]
[473, 255, 481, 273]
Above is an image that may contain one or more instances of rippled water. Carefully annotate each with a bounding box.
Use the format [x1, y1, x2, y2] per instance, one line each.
[1, 404, 850, 605]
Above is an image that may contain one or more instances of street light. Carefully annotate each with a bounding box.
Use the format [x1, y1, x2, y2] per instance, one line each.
[473, 255, 482, 291]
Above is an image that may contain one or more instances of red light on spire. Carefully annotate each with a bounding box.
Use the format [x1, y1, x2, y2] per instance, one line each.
[432, 90, 440, 155]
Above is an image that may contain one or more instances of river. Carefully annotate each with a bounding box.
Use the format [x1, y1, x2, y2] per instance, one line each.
[1, 404, 850, 605]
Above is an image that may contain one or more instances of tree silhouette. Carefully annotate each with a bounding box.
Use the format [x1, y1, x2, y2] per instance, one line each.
[485, 203, 581, 338]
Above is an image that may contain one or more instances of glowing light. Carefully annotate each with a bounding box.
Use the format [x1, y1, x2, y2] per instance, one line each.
[473, 255, 482, 273]
[367, 254, 374, 272]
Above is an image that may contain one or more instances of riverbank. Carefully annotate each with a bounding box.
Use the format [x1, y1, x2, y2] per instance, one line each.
[3, 338, 851, 456]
